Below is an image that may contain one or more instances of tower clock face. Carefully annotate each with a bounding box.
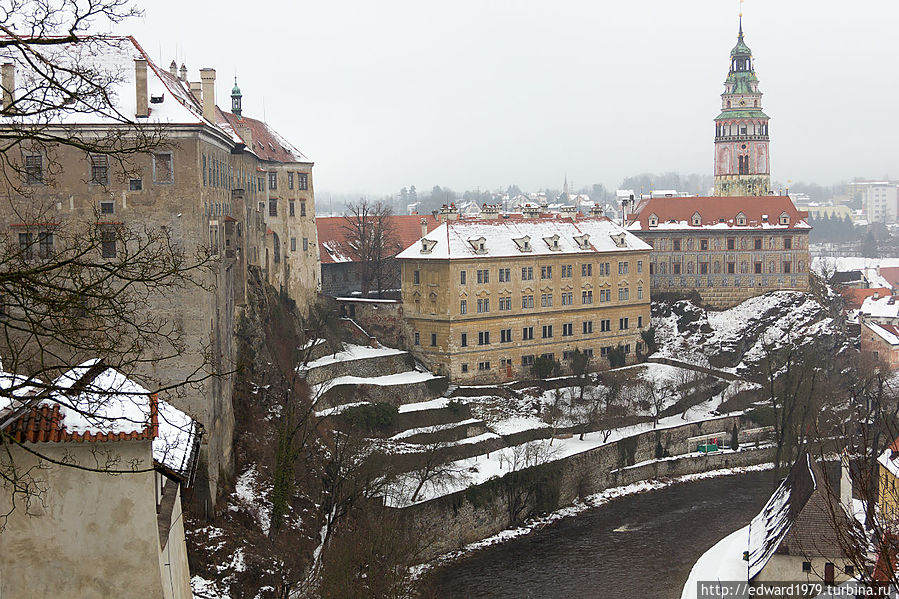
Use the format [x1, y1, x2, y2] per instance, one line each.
[741, 144, 747, 149]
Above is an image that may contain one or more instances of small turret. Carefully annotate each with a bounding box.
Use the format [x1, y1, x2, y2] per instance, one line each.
[231, 76, 242, 117]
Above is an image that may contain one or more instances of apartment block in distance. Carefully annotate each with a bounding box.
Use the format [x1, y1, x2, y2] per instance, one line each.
[397, 214, 651, 381]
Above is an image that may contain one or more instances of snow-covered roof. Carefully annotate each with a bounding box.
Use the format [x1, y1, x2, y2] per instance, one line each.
[2, 360, 201, 480]
[748, 453, 818, 579]
[627, 196, 810, 232]
[865, 322, 899, 346]
[877, 437, 899, 479]
[860, 295, 899, 320]
[396, 216, 650, 260]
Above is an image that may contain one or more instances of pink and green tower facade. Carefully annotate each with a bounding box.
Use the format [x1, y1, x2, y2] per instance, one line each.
[714, 18, 771, 197]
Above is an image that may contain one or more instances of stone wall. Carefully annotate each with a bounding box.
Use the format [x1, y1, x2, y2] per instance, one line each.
[319, 375, 448, 409]
[304, 352, 414, 386]
[393, 415, 772, 559]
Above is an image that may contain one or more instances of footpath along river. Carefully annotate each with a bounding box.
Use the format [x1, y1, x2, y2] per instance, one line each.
[432, 470, 774, 599]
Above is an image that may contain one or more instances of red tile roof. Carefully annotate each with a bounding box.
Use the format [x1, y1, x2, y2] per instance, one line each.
[316, 214, 442, 265]
[879, 267, 899, 289]
[840, 287, 892, 310]
[217, 108, 310, 164]
[628, 195, 809, 231]
[4, 395, 158, 444]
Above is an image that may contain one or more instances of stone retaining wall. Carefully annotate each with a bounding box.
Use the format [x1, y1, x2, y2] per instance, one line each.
[319, 375, 448, 409]
[392, 414, 772, 559]
[304, 352, 413, 385]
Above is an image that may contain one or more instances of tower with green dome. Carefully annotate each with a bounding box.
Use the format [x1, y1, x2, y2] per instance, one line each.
[231, 76, 242, 118]
[713, 16, 771, 197]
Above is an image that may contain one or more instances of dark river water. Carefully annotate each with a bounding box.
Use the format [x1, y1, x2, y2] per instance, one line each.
[431, 470, 775, 599]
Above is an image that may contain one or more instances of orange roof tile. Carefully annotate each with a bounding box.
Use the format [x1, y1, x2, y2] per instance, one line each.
[840, 287, 892, 310]
[879, 267, 899, 288]
[316, 214, 442, 265]
[628, 195, 809, 231]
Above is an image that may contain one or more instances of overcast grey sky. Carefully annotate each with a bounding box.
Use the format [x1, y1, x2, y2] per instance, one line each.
[120, 1, 899, 195]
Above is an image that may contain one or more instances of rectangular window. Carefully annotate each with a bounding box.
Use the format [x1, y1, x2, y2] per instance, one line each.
[584, 321, 594, 334]
[637, 260, 643, 273]
[499, 268, 511, 282]
[290, 237, 297, 252]
[783, 261, 791, 274]
[37, 231, 53, 258]
[297, 173, 308, 190]
[673, 263, 681, 275]
[618, 261, 629, 275]
[478, 331, 490, 345]
[561, 292, 573, 305]
[414, 332, 420, 345]
[100, 201, 114, 215]
[600, 319, 611, 332]
[499, 297, 511, 311]
[562, 323, 573, 337]
[522, 295, 534, 309]
[522, 326, 534, 340]
[673, 239, 681, 251]
[618, 287, 629, 301]
[700, 239, 709, 251]
[460, 299, 467, 314]
[522, 355, 535, 367]
[413, 270, 420, 284]
[18, 232, 32, 260]
[269, 199, 278, 217]
[477, 298, 489, 313]
[288, 172, 294, 189]
[289, 200, 296, 217]
[727, 237, 735, 250]
[541, 293, 553, 307]
[501, 328, 512, 343]
[600, 289, 611, 303]
[727, 262, 736, 274]
[301, 201, 307, 216]
[638, 316, 643, 328]
[257, 176, 264, 191]
[477, 269, 489, 284]
[541, 265, 552, 279]
[562, 264, 572, 278]
[784, 237, 792, 249]
[268, 172, 278, 190]
[619, 317, 629, 330]
[101, 228, 116, 258]
[754, 238, 762, 250]
[638, 286, 643, 300]
[129, 178, 142, 191]
[700, 262, 708, 275]
[478, 361, 491, 371]
[153, 152, 173, 183]
[460, 270, 467, 285]
[431, 333, 437, 347]
[542, 325, 553, 339]
[303, 238, 309, 251]
[25, 154, 43, 184]
[582, 263, 593, 277]
[582, 290, 593, 304]
[754, 262, 762, 274]
[521, 266, 533, 280]
[90, 154, 109, 185]
[461, 333, 468, 347]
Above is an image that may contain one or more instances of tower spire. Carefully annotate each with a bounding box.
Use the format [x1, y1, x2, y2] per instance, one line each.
[738, 0, 744, 39]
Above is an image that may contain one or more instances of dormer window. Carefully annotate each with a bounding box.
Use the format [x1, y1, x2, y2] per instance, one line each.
[513, 236, 532, 252]
[648, 213, 659, 228]
[543, 234, 561, 251]
[420, 238, 438, 254]
[573, 234, 590, 250]
[468, 237, 487, 254]
[736, 212, 747, 226]
[761, 214, 769, 222]
[691, 212, 702, 226]
[779, 212, 790, 225]
[609, 232, 627, 248]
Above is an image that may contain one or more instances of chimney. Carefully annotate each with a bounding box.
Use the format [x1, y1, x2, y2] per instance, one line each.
[169, 60, 177, 77]
[439, 204, 459, 222]
[840, 452, 853, 516]
[420, 218, 428, 239]
[590, 203, 605, 218]
[199, 68, 216, 123]
[189, 80, 202, 102]
[134, 58, 149, 118]
[179, 63, 187, 82]
[1, 63, 14, 113]
[479, 203, 500, 220]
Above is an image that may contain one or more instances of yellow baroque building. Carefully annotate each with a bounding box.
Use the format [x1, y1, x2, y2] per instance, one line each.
[397, 214, 651, 382]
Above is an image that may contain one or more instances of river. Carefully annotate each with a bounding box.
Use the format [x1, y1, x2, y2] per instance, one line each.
[430, 470, 775, 599]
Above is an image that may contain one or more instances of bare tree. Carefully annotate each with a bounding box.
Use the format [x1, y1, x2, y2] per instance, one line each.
[341, 199, 402, 298]
[499, 440, 559, 526]
[404, 440, 471, 504]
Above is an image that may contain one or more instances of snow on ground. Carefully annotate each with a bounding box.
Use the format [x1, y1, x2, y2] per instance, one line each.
[312, 369, 439, 397]
[301, 343, 405, 371]
[489, 415, 549, 435]
[387, 408, 747, 507]
[680, 526, 749, 599]
[390, 418, 481, 440]
[398, 397, 451, 413]
[231, 465, 272, 536]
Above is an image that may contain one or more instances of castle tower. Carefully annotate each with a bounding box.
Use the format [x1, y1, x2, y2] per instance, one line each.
[714, 17, 771, 197]
[231, 76, 242, 118]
